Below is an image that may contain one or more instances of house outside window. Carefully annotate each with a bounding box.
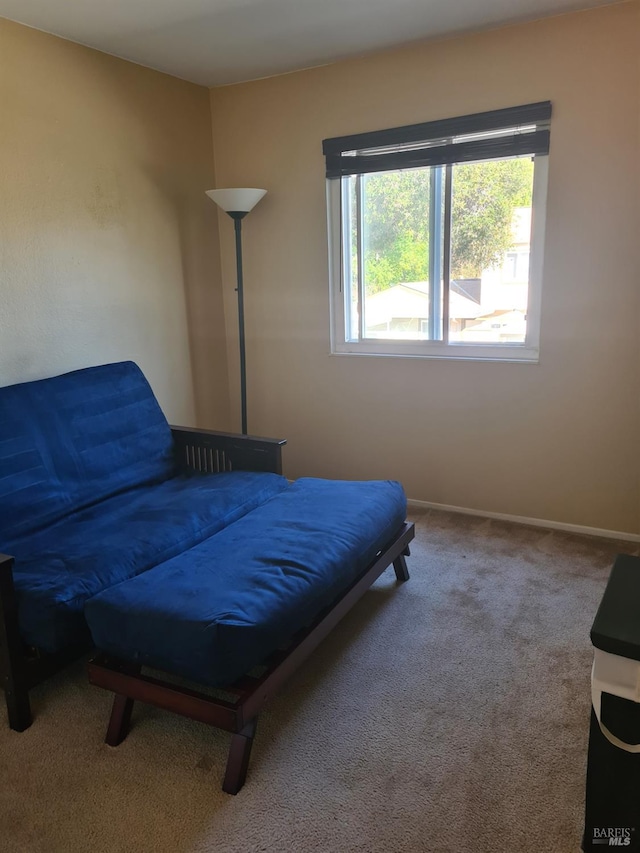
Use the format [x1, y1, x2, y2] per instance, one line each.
[323, 103, 551, 362]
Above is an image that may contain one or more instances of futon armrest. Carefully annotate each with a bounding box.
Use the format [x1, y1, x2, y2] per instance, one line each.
[591, 554, 640, 662]
[171, 426, 286, 476]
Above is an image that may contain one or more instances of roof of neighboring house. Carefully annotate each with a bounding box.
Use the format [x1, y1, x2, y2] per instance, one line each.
[366, 282, 484, 323]
[451, 278, 482, 304]
[460, 309, 526, 336]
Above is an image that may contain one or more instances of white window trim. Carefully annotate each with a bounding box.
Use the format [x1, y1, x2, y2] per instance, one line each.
[326, 155, 549, 363]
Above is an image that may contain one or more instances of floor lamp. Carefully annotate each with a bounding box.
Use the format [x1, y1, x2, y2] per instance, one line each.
[205, 188, 267, 435]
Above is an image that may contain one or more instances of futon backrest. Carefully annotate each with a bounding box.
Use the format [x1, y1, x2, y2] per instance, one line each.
[0, 361, 175, 543]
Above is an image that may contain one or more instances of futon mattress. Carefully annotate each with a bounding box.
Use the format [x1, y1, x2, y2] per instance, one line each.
[84, 478, 407, 687]
[9, 471, 288, 652]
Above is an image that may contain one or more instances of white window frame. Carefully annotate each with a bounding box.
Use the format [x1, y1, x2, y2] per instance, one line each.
[327, 155, 549, 363]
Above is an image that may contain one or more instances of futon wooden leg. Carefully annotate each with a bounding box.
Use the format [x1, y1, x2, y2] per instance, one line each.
[222, 719, 257, 795]
[393, 554, 410, 582]
[1, 554, 32, 731]
[5, 680, 32, 732]
[105, 693, 136, 746]
[105, 664, 140, 746]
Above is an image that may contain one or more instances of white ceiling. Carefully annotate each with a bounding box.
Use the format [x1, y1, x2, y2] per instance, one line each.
[0, 0, 619, 86]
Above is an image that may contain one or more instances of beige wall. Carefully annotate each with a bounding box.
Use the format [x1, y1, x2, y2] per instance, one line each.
[209, 2, 640, 534]
[0, 18, 230, 427]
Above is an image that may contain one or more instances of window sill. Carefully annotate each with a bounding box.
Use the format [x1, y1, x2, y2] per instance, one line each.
[330, 342, 540, 363]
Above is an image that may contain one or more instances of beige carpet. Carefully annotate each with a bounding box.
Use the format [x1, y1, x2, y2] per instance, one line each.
[2, 508, 638, 853]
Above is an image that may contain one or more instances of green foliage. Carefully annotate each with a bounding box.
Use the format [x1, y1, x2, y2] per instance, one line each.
[365, 234, 429, 293]
[357, 158, 533, 292]
[361, 170, 430, 294]
[451, 158, 533, 279]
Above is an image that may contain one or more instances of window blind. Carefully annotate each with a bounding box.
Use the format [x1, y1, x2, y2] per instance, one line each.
[322, 101, 552, 179]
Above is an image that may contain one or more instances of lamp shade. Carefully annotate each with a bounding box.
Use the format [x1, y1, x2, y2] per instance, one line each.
[205, 188, 266, 214]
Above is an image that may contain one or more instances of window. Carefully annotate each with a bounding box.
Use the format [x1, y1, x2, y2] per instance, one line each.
[324, 102, 551, 361]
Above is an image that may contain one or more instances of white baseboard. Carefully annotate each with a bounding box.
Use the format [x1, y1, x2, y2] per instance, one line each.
[406, 498, 640, 544]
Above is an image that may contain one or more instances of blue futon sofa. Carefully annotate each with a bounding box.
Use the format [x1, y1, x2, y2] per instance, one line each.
[0, 361, 413, 793]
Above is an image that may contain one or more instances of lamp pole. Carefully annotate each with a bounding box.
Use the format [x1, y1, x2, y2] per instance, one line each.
[231, 214, 248, 435]
[205, 188, 267, 436]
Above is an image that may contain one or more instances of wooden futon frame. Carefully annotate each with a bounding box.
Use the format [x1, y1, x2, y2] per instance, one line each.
[88, 521, 414, 794]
